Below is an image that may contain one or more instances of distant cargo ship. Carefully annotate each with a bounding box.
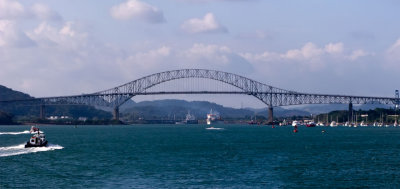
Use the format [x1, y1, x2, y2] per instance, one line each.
[176, 111, 198, 124]
[206, 109, 224, 125]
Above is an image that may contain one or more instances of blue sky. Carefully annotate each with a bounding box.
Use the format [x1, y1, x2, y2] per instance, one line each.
[1, 0, 400, 108]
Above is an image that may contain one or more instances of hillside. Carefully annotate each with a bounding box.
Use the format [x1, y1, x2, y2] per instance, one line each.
[0, 85, 33, 101]
[120, 99, 312, 121]
[0, 111, 14, 124]
[0, 85, 112, 121]
[121, 99, 254, 120]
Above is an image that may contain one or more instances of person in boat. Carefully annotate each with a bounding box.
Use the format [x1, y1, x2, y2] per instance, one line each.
[30, 126, 39, 133]
[25, 128, 48, 148]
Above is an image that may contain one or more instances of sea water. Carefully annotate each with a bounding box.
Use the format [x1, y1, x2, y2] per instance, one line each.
[1, 125, 400, 188]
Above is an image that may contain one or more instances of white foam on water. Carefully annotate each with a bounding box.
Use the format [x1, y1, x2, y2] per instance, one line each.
[0, 144, 63, 157]
[206, 127, 224, 130]
[0, 130, 30, 135]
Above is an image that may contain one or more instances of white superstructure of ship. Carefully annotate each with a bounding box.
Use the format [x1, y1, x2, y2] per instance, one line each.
[206, 109, 224, 125]
[176, 111, 198, 124]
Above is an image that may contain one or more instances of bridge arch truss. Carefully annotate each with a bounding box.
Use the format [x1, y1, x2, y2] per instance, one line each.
[1, 69, 398, 121]
[35, 69, 396, 107]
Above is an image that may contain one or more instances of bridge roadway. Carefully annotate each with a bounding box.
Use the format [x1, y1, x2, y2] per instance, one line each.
[0, 69, 398, 123]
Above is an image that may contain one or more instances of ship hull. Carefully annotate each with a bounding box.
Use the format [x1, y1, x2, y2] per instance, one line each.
[207, 120, 224, 125]
[25, 141, 48, 148]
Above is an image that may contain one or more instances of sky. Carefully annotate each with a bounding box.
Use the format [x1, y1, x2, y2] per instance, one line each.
[1, 0, 400, 108]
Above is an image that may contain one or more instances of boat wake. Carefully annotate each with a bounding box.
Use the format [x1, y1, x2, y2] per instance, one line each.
[206, 127, 224, 130]
[0, 130, 30, 135]
[0, 144, 63, 157]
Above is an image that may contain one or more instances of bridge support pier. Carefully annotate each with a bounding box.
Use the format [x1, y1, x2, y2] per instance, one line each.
[268, 106, 273, 124]
[113, 107, 120, 121]
[348, 102, 353, 122]
[40, 104, 45, 120]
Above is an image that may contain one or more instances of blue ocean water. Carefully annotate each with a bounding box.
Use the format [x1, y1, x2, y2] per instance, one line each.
[1, 125, 400, 188]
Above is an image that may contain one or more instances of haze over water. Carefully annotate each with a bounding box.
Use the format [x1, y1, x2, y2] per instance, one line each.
[1, 125, 400, 188]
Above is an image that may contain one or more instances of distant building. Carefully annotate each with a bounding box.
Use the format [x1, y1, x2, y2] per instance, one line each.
[48, 116, 59, 120]
[48, 116, 71, 120]
[78, 117, 88, 121]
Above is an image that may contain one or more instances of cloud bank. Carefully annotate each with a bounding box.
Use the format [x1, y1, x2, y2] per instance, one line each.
[0, 0, 398, 102]
[110, 0, 165, 23]
[181, 13, 227, 34]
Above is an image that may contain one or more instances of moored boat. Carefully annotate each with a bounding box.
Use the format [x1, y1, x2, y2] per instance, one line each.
[306, 122, 316, 127]
[292, 120, 300, 127]
[360, 121, 368, 127]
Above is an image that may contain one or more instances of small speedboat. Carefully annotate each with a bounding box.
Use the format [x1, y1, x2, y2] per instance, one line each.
[25, 129, 48, 148]
[30, 126, 39, 133]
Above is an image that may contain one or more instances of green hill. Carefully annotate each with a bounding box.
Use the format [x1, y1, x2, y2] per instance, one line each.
[121, 99, 254, 120]
[0, 111, 14, 124]
[120, 99, 312, 121]
[0, 85, 112, 123]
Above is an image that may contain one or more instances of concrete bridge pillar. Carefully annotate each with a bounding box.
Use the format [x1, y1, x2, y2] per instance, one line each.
[268, 106, 273, 124]
[113, 107, 120, 121]
[348, 102, 353, 122]
[40, 104, 45, 120]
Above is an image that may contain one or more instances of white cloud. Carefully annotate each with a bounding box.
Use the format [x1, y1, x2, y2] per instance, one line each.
[387, 38, 400, 60]
[0, 20, 34, 47]
[385, 38, 400, 68]
[181, 43, 231, 64]
[123, 46, 171, 67]
[27, 22, 88, 48]
[242, 42, 369, 63]
[110, 0, 165, 23]
[240, 42, 373, 76]
[115, 43, 253, 79]
[282, 42, 324, 61]
[31, 3, 62, 21]
[0, 0, 62, 21]
[181, 13, 227, 34]
[324, 42, 343, 54]
[0, 0, 25, 19]
[178, 43, 253, 74]
[0, 21, 113, 96]
[349, 49, 369, 61]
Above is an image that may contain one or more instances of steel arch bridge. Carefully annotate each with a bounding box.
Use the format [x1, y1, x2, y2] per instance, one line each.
[1, 69, 398, 122]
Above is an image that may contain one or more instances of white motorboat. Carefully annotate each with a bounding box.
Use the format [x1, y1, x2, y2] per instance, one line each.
[25, 128, 48, 148]
[292, 120, 300, 127]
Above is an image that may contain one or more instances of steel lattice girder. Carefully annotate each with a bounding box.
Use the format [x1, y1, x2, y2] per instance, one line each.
[0, 69, 398, 108]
